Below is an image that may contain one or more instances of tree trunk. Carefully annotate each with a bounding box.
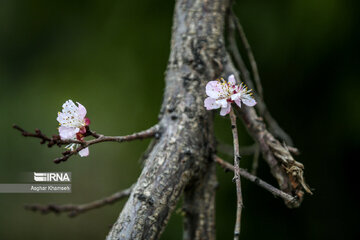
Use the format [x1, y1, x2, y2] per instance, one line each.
[106, 0, 230, 239]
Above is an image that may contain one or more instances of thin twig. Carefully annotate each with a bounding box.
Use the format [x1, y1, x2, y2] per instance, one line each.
[227, 12, 253, 90]
[287, 145, 300, 155]
[231, 10, 263, 99]
[25, 185, 133, 217]
[235, 107, 312, 204]
[227, 12, 294, 146]
[54, 125, 160, 164]
[229, 109, 243, 240]
[224, 44, 310, 206]
[13, 124, 160, 164]
[13, 125, 82, 146]
[214, 155, 297, 204]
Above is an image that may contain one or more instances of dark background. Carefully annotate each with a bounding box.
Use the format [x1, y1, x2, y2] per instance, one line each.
[0, 0, 358, 239]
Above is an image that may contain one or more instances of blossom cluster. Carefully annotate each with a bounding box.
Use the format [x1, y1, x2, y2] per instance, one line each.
[204, 74, 256, 116]
[57, 100, 90, 157]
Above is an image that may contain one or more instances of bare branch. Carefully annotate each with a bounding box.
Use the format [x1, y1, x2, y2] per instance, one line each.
[229, 109, 243, 240]
[227, 12, 294, 146]
[107, 1, 229, 238]
[231, 10, 263, 99]
[223, 49, 311, 207]
[13, 124, 160, 164]
[226, 11, 253, 90]
[25, 185, 133, 217]
[287, 145, 300, 155]
[13, 124, 82, 147]
[54, 124, 160, 164]
[214, 155, 297, 205]
[235, 107, 312, 207]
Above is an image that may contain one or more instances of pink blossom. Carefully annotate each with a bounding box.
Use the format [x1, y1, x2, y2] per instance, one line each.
[57, 100, 90, 157]
[204, 74, 257, 116]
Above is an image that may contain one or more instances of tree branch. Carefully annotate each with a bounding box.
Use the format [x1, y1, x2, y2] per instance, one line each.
[25, 185, 133, 217]
[13, 124, 160, 164]
[235, 106, 312, 207]
[54, 125, 160, 164]
[223, 49, 311, 207]
[106, 0, 229, 238]
[214, 155, 297, 205]
[183, 162, 217, 240]
[231, 10, 263, 99]
[224, 7, 311, 208]
[229, 109, 243, 240]
[13, 124, 81, 146]
[227, 12, 294, 146]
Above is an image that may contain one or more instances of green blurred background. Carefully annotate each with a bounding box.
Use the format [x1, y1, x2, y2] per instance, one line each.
[0, 0, 358, 239]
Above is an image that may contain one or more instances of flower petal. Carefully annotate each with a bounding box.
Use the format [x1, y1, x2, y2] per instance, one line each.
[242, 95, 257, 107]
[231, 92, 241, 101]
[206, 81, 222, 98]
[59, 126, 79, 140]
[216, 99, 228, 108]
[62, 100, 76, 109]
[78, 147, 89, 157]
[220, 104, 231, 116]
[77, 102, 87, 119]
[204, 97, 221, 110]
[58, 99, 86, 128]
[228, 74, 236, 85]
[56, 114, 64, 125]
[235, 99, 242, 108]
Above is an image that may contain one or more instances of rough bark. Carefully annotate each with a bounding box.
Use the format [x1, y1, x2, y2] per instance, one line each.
[183, 163, 217, 240]
[107, 0, 230, 239]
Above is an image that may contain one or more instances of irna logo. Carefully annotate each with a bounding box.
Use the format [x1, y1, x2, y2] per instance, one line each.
[34, 172, 71, 182]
